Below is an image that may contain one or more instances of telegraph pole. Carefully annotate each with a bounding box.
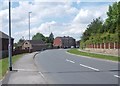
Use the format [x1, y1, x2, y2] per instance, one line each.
[8, 0, 12, 71]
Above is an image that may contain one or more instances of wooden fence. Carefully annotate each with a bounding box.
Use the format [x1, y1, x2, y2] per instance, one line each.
[0, 49, 29, 59]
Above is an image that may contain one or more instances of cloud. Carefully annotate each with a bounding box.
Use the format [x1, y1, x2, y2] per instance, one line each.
[73, 5, 108, 24]
[1, 1, 110, 42]
[13, 21, 58, 39]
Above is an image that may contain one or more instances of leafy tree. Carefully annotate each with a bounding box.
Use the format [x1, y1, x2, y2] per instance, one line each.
[32, 33, 46, 41]
[80, 2, 119, 48]
[18, 38, 25, 44]
[81, 17, 103, 41]
[106, 2, 118, 33]
[45, 37, 49, 43]
[48, 32, 54, 44]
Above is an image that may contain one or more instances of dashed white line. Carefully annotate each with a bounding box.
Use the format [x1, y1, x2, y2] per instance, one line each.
[38, 72, 45, 78]
[66, 59, 75, 63]
[114, 75, 120, 78]
[80, 64, 100, 71]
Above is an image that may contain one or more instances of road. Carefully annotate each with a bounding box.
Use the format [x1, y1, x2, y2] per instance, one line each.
[34, 49, 119, 84]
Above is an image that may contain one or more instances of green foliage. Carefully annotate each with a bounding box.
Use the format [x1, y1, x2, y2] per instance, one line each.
[81, 17, 103, 42]
[18, 38, 25, 44]
[80, 2, 119, 48]
[32, 33, 46, 41]
[45, 37, 49, 43]
[106, 2, 118, 33]
[32, 32, 54, 44]
[48, 32, 54, 44]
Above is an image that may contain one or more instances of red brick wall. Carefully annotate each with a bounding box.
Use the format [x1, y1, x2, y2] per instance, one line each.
[110, 42, 114, 49]
[98, 43, 100, 48]
[106, 43, 109, 49]
[86, 42, 120, 49]
[53, 38, 62, 47]
[118, 43, 120, 49]
[102, 43, 104, 49]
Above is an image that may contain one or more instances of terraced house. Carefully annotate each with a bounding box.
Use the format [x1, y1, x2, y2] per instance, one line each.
[53, 36, 76, 48]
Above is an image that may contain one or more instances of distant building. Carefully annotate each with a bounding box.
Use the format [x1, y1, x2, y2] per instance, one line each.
[53, 36, 76, 48]
[0, 31, 14, 59]
[16, 40, 47, 52]
[76, 40, 80, 48]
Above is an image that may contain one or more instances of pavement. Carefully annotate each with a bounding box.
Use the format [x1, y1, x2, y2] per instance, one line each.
[1, 49, 120, 85]
[2, 52, 47, 84]
[34, 49, 120, 84]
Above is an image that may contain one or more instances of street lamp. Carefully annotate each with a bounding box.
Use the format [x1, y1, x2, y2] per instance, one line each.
[28, 12, 32, 53]
[8, 0, 12, 71]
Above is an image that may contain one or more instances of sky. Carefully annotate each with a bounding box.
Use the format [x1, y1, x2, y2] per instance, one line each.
[0, 0, 118, 43]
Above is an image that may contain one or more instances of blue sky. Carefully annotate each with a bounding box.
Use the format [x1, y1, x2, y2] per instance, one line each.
[0, 0, 117, 42]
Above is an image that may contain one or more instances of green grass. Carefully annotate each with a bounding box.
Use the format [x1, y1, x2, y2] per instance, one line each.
[0, 54, 24, 80]
[67, 49, 119, 62]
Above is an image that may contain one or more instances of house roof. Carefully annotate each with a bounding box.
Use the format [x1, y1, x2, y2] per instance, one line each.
[17, 40, 46, 47]
[0, 31, 14, 39]
[55, 36, 75, 40]
[28, 40, 45, 45]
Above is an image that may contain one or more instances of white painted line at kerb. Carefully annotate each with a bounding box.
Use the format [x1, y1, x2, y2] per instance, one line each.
[80, 64, 100, 71]
[66, 59, 75, 64]
[114, 75, 120, 78]
[38, 72, 45, 78]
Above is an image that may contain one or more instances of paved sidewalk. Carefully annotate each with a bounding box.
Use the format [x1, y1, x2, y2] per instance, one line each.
[2, 52, 47, 84]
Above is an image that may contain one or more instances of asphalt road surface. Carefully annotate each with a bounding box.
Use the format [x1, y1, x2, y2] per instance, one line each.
[34, 49, 119, 84]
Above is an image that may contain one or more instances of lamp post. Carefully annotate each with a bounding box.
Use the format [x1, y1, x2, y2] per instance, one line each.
[8, 0, 12, 71]
[28, 12, 32, 53]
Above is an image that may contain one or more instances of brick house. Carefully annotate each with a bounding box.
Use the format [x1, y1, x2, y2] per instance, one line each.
[16, 40, 47, 52]
[53, 36, 76, 48]
[0, 31, 14, 59]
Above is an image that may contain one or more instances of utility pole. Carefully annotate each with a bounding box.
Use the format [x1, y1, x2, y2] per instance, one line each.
[28, 12, 32, 53]
[8, 0, 12, 71]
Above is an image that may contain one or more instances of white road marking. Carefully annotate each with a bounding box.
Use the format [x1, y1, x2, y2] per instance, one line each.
[66, 59, 75, 63]
[114, 75, 120, 78]
[80, 64, 100, 71]
[38, 72, 45, 78]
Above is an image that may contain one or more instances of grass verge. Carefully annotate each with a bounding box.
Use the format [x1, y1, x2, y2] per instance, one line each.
[0, 54, 24, 80]
[67, 49, 119, 62]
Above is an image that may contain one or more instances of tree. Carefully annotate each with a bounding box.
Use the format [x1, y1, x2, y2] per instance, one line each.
[80, 2, 120, 49]
[32, 33, 46, 41]
[81, 17, 103, 41]
[45, 37, 49, 43]
[106, 2, 118, 33]
[48, 32, 54, 44]
[18, 38, 25, 44]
